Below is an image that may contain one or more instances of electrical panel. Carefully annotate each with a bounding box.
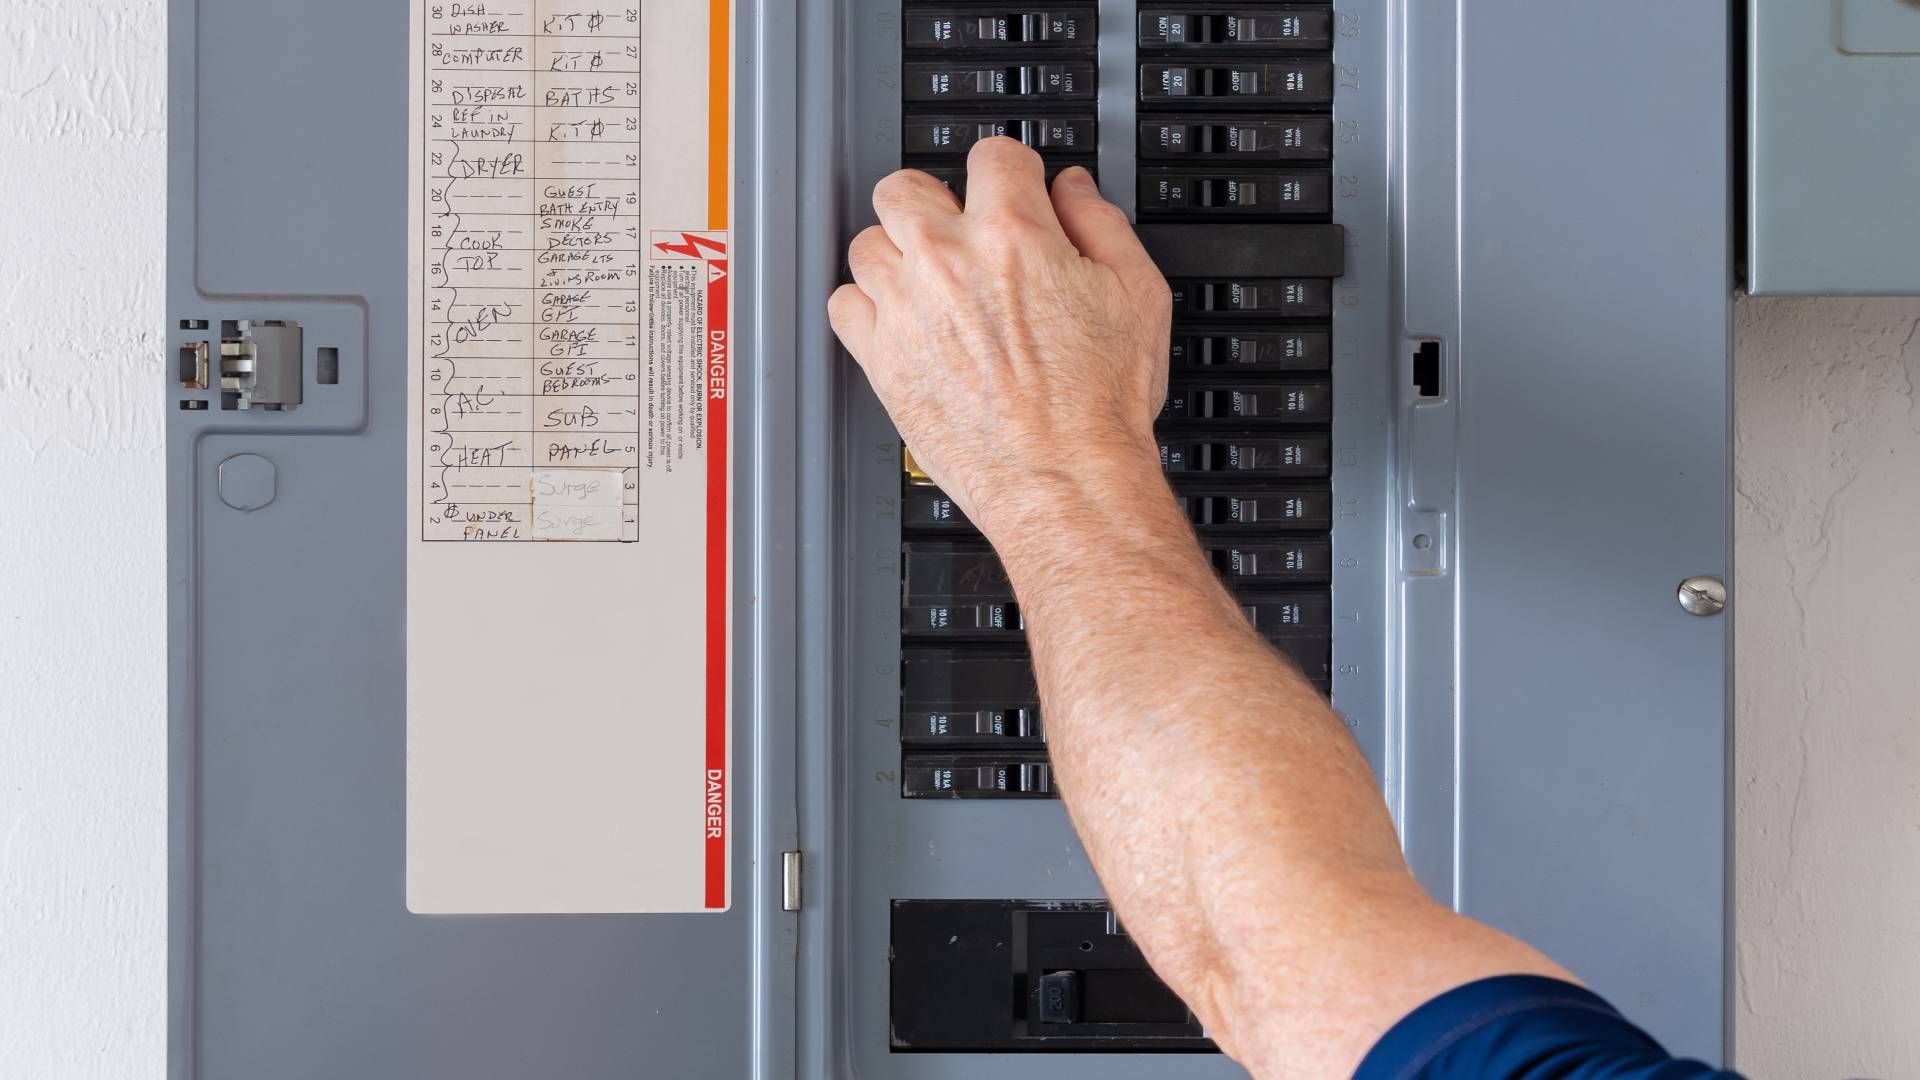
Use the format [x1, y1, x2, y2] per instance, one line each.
[167, 1, 1733, 1077]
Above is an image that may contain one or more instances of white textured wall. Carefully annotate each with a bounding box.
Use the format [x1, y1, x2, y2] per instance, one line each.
[0, 2, 168, 1078]
[1733, 296, 1920, 1078]
[1, 3, 1917, 1078]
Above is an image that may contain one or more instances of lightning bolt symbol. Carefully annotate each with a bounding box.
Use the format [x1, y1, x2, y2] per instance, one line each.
[654, 231, 729, 258]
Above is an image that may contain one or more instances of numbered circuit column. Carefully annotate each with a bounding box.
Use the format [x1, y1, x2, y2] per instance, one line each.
[530, 3, 643, 542]
[424, 9, 539, 541]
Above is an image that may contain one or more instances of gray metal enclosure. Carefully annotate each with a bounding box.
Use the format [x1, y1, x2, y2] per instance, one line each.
[167, 1, 1730, 1077]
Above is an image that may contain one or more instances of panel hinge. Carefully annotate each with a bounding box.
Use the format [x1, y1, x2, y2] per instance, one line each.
[781, 850, 803, 912]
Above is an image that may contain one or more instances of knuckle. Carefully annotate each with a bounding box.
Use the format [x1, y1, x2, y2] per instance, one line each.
[1088, 199, 1131, 228]
[872, 169, 936, 211]
[1142, 275, 1173, 309]
[1063, 196, 1131, 239]
[972, 207, 1049, 244]
[888, 211, 944, 250]
[826, 289, 865, 333]
[973, 229, 1042, 273]
[969, 134, 1040, 168]
[848, 225, 889, 262]
[933, 239, 980, 275]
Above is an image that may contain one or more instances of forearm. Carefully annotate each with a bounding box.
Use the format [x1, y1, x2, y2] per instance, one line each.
[980, 448, 1540, 1073]
[832, 142, 1570, 1079]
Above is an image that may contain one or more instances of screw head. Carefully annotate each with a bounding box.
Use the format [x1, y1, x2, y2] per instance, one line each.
[1676, 575, 1726, 616]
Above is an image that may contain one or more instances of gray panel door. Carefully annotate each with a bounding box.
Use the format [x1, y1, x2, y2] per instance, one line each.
[166, 2, 786, 1076]
[1450, 0, 1730, 1060]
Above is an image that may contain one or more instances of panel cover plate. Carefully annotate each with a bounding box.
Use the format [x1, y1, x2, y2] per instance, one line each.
[167, 1, 781, 1076]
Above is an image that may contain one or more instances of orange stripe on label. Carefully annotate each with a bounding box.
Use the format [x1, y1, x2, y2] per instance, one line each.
[703, 0, 730, 910]
[709, 0, 729, 230]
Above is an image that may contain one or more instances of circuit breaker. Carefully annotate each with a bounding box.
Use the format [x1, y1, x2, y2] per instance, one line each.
[167, 1, 1732, 1077]
[895, 5, 1339, 823]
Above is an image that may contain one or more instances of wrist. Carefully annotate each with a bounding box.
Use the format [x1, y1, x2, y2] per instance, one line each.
[962, 435, 1158, 527]
[964, 436, 1195, 577]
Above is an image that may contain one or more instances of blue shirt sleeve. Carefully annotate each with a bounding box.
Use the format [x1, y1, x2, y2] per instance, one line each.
[1353, 975, 1742, 1080]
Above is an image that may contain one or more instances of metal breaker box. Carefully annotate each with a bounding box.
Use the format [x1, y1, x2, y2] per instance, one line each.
[166, 1, 1731, 1076]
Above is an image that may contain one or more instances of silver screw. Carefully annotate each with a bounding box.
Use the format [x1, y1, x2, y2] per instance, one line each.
[1676, 575, 1726, 616]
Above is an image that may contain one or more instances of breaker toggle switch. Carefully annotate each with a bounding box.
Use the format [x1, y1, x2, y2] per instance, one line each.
[1140, 61, 1332, 104]
[1140, 171, 1331, 214]
[1171, 330, 1330, 369]
[1205, 540, 1332, 582]
[1162, 383, 1332, 422]
[904, 601, 1023, 635]
[1162, 436, 1332, 476]
[1138, 8, 1333, 48]
[1167, 278, 1332, 316]
[902, 757, 1054, 798]
[901, 648, 1044, 748]
[905, 10, 1089, 48]
[906, 62, 1094, 100]
[908, 708, 1040, 742]
[1014, 116, 1087, 149]
[1181, 490, 1331, 527]
[904, 115, 1095, 154]
[1241, 594, 1333, 631]
[1141, 118, 1333, 160]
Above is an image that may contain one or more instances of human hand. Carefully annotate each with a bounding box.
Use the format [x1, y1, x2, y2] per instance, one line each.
[828, 138, 1173, 541]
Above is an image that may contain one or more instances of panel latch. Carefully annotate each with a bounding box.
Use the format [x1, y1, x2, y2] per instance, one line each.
[219, 320, 304, 410]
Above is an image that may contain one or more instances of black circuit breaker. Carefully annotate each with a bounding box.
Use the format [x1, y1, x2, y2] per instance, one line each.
[892, 900, 1216, 1051]
[900, 5, 1100, 190]
[895, 3, 1339, 806]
